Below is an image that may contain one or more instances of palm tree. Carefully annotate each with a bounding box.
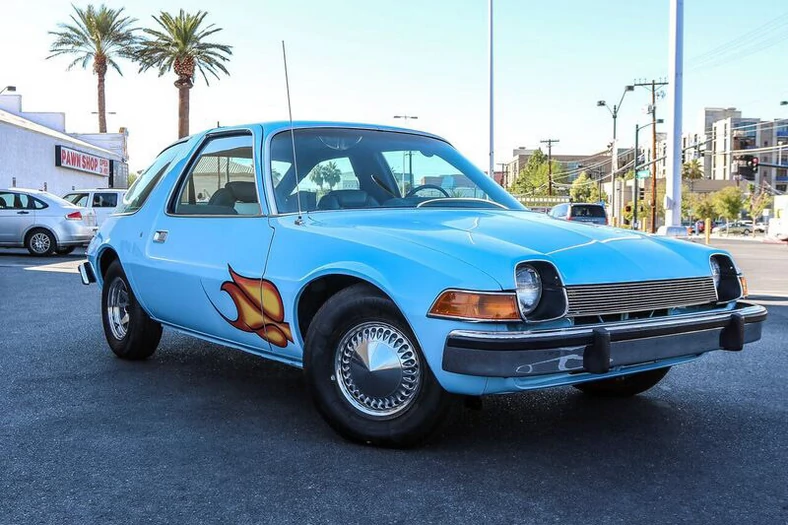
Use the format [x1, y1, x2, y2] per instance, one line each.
[48, 4, 138, 133]
[135, 10, 232, 138]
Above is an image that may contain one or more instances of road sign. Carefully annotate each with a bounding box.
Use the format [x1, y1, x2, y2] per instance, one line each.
[637, 170, 650, 179]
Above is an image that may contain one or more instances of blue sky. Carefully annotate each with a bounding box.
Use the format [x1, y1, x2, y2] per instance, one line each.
[1, 0, 787, 171]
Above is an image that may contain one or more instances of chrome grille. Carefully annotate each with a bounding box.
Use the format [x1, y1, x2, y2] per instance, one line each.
[565, 277, 717, 316]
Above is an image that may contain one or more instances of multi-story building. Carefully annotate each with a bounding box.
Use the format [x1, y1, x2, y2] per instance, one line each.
[708, 116, 788, 191]
[698, 107, 741, 179]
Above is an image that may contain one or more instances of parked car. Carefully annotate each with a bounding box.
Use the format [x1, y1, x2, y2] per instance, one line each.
[0, 188, 97, 255]
[63, 188, 126, 227]
[79, 122, 766, 447]
[712, 220, 752, 236]
[548, 202, 608, 225]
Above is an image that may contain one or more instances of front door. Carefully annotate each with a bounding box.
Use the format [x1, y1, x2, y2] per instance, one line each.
[132, 130, 290, 360]
[0, 192, 36, 245]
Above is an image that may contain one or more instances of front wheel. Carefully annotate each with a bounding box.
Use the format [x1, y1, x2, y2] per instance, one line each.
[304, 284, 453, 447]
[101, 260, 162, 360]
[573, 367, 671, 397]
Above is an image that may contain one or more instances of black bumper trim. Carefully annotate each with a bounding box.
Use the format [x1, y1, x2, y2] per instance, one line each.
[442, 303, 767, 378]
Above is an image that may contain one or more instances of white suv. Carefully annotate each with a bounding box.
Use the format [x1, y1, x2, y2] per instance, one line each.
[63, 188, 126, 227]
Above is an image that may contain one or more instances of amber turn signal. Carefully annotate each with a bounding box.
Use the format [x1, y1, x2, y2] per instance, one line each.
[429, 291, 521, 321]
[739, 275, 748, 298]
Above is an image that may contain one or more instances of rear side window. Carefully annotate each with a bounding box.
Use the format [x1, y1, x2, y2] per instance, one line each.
[93, 192, 118, 207]
[117, 143, 184, 214]
[64, 193, 89, 207]
[570, 205, 606, 218]
[31, 197, 48, 210]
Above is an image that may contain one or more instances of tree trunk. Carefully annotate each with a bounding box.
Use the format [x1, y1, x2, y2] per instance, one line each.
[97, 69, 107, 133]
[177, 79, 191, 139]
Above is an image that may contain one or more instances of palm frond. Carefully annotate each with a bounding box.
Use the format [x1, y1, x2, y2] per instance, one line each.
[47, 4, 139, 75]
[134, 9, 232, 85]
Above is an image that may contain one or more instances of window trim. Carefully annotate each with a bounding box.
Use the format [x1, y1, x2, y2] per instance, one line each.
[166, 129, 263, 218]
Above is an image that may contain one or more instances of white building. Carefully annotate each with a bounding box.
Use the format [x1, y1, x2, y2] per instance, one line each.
[0, 94, 129, 196]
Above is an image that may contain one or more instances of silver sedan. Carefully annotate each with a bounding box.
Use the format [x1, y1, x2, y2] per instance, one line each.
[0, 188, 97, 256]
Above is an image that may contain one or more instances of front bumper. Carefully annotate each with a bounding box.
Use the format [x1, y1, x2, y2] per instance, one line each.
[442, 302, 767, 377]
[78, 261, 96, 285]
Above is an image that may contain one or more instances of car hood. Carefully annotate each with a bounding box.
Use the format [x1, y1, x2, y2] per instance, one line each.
[309, 209, 720, 288]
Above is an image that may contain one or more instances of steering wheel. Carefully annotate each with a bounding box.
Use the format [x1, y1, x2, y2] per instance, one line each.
[405, 184, 451, 198]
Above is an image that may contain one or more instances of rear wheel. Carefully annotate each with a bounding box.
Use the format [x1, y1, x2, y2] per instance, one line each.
[573, 367, 670, 397]
[101, 260, 162, 360]
[304, 284, 453, 447]
[25, 229, 56, 256]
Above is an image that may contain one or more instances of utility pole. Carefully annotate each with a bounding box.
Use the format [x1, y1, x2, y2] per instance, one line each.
[541, 138, 560, 196]
[488, 0, 495, 179]
[634, 78, 669, 232]
[497, 162, 508, 186]
[665, 0, 684, 228]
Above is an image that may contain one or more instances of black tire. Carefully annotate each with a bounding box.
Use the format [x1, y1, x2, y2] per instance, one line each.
[743, 229, 750, 236]
[25, 228, 56, 256]
[573, 367, 671, 397]
[56, 246, 76, 255]
[101, 260, 162, 360]
[304, 283, 453, 447]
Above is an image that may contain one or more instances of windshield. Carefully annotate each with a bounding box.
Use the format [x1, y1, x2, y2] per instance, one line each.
[270, 128, 524, 213]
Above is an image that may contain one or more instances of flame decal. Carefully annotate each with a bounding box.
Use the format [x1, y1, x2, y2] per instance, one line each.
[212, 265, 294, 348]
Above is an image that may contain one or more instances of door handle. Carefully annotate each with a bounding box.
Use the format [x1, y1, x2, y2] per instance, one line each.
[16, 211, 29, 215]
[153, 230, 168, 243]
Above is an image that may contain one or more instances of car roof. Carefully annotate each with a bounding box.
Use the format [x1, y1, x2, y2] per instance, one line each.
[0, 188, 45, 193]
[161, 121, 450, 151]
[64, 188, 126, 192]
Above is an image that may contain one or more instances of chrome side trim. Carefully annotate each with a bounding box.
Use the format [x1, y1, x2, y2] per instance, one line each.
[449, 303, 767, 341]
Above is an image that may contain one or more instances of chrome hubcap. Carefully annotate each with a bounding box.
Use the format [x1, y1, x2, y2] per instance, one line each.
[30, 233, 50, 253]
[107, 278, 130, 340]
[334, 322, 421, 418]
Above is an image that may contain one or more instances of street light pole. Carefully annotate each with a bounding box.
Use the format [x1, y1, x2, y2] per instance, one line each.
[0, 85, 17, 95]
[598, 85, 634, 225]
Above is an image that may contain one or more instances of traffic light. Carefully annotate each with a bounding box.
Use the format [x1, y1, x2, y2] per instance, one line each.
[738, 155, 756, 181]
[638, 187, 645, 201]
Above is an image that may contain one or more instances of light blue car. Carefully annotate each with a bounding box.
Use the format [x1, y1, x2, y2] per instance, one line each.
[79, 122, 766, 447]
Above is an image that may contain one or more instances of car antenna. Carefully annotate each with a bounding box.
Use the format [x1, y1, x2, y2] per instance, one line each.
[282, 40, 304, 225]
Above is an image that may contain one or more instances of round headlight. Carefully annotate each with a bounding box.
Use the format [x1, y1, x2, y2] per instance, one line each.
[516, 265, 542, 316]
[710, 258, 721, 287]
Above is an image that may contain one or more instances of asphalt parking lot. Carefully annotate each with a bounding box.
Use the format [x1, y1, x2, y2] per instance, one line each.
[1, 240, 786, 524]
